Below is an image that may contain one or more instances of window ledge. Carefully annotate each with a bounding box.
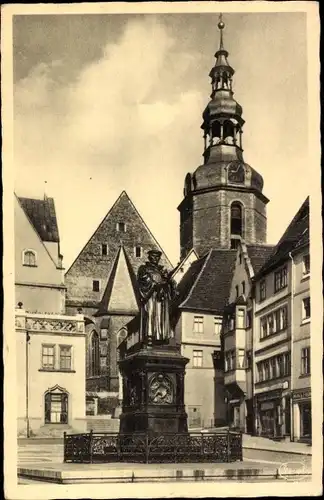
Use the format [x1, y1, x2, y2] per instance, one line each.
[301, 318, 311, 325]
[23, 264, 38, 268]
[299, 373, 311, 378]
[39, 369, 76, 373]
[301, 273, 310, 281]
[274, 285, 288, 295]
[260, 327, 288, 342]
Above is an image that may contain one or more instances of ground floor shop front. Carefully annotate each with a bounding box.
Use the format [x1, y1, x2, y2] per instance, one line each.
[292, 388, 312, 443]
[254, 387, 291, 439]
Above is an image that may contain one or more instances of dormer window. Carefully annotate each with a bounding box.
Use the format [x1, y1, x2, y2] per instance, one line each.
[116, 222, 126, 233]
[23, 249, 37, 267]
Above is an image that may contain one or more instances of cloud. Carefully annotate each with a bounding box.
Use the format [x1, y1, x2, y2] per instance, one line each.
[14, 17, 204, 267]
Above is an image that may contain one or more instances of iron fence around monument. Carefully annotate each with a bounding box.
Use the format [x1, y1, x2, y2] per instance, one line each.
[64, 430, 242, 463]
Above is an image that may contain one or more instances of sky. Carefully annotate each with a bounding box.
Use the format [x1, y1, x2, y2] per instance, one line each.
[13, 11, 309, 269]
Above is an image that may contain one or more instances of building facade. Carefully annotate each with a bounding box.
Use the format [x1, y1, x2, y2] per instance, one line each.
[65, 191, 171, 416]
[15, 194, 86, 437]
[172, 249, 236, 428]
[222, 241, 275, 432]
[252, 198, 310, 441]
[290, 225, 311, 442]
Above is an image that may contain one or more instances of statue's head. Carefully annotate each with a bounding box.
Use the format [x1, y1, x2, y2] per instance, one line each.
[148, 249, 162, 265]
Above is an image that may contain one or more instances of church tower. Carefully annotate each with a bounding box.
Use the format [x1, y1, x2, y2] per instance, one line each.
[178, 17, 269, 259]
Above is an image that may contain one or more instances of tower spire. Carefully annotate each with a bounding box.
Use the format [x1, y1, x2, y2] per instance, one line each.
[218, 13, 225, 51]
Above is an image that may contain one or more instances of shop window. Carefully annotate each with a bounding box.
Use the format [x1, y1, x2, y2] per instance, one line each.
[301, 347, 310, 375]
[274, 267, 287, 293]
[300, 402, 312, 439]
[193, 316, 204, 334]
[59, 345, 72, 371]
[42, 344, 55, 370]
[302, 254, 310, 276]
[44, 387, 68, 424]
[193, 350, 203, 368]
[302, 297, 311, 321]
[23, 249, 37, 267]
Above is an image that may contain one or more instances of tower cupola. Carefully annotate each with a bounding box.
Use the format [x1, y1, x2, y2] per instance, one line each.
[178, 15, 269, 259]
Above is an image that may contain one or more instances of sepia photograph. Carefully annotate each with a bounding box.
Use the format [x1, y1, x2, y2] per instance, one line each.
[2, 1, 322, 498]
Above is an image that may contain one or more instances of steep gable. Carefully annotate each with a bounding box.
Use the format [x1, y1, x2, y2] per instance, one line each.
[15, 195, 60, 277]
[255, 197, 309, 279]
[65, 191, 172, 307]
[95, 246, 140, 316]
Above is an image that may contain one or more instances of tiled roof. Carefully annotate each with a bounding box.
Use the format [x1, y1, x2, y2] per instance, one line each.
[254, 197, 309, 279]
[18, 196, 59, 243]
[246, 244, 276, 275]
[175, 249, 236, 314]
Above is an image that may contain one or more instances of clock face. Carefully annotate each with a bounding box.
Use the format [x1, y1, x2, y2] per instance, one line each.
[228, 162, 245, 184]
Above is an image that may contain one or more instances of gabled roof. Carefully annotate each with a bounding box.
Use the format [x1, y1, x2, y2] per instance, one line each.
[95, 245, 140, 316]
[66, 191, 172, 275]
[171, 248, 199, 278]
[174, 249, 236, 314]
[18, 196, 60, 243]
[254, 197, 309, 279]
[246, 244, 276, 275]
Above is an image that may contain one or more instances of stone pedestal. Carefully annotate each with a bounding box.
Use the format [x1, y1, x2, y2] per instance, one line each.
[119, 340, 189, 435]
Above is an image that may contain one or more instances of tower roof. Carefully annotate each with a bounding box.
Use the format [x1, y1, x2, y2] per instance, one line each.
[182, 14, 266, 201]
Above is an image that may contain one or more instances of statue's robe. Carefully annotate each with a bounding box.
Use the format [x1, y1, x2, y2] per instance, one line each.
[137, 262, 176, 341]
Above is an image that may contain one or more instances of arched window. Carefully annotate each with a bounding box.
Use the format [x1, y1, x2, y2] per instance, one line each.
[116, 328, 127, 364]
[90, 331, 100, 376]
[230, 202, 243, 249]
[44, 385, 68, 424]
[23, 249, 37, 267]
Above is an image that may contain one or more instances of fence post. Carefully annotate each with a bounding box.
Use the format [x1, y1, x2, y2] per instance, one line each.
[63, 431, 66, 463]
[145, 433, 149, 464]
[227, 430, 231, 462]
[240, 431, 243, 461]
[89, 429, 93, 463]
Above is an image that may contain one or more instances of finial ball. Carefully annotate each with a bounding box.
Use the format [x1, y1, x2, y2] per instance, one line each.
[218, 20, 225, 30]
